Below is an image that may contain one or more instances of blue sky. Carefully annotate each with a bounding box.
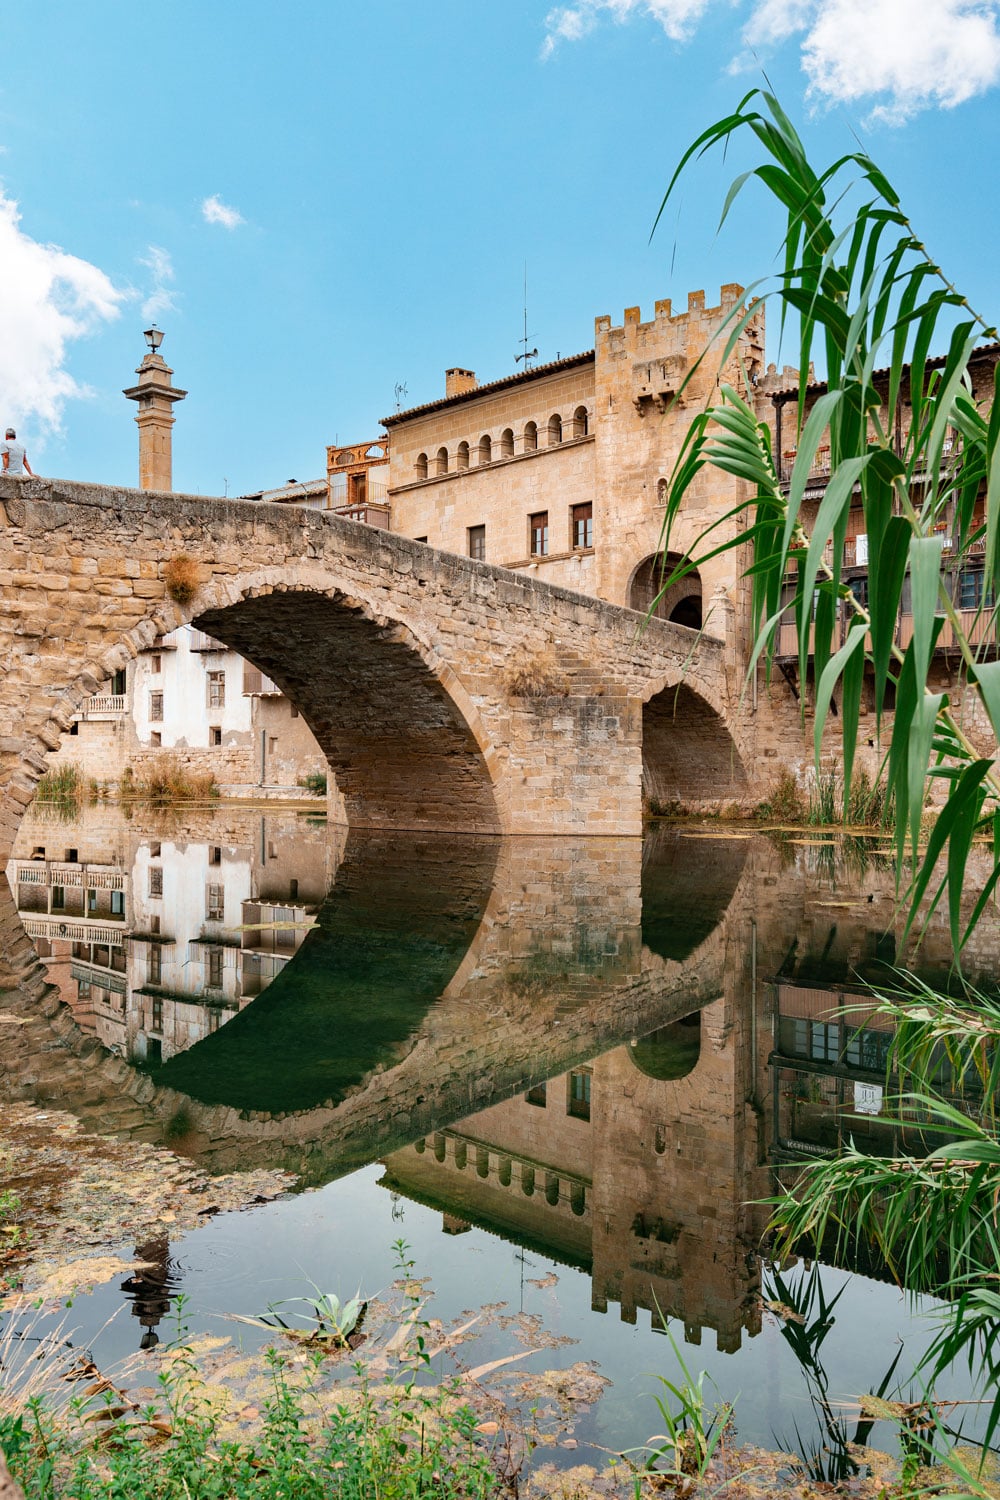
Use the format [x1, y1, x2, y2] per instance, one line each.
[2, 0, 1000, 496]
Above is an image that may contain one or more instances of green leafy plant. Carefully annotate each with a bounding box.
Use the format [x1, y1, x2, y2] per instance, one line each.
[622, 1326, 733, 1497]
[297, 770, 328, 796]
[256, 1288, 367, 1350]
[654, 88, 1000, 959]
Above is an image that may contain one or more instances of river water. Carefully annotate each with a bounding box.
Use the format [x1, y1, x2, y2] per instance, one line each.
[3, 800, 994, 1471]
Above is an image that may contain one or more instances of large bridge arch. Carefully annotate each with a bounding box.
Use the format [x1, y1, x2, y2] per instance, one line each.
[641, 670, 748, 813]
[188, 573, 505, 833]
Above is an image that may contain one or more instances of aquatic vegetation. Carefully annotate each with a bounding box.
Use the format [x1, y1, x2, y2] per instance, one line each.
[297, 770, 328, 796]
[33, 766, 85, 809]
[119, 760, 219, 806]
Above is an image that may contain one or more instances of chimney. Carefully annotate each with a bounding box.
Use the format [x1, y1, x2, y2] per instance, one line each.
[445, 367, 477, 398]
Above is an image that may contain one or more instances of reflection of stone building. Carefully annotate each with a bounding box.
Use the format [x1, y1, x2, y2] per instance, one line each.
[384, 990, 762, 1354]
[6, 806, 331, 1066]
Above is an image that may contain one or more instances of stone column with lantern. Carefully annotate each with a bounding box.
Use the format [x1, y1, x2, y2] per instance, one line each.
[123, 325, 187, 492]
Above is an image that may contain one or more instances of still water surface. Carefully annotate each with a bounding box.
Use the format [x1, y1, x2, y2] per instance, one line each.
[5, 801, 995, 1468]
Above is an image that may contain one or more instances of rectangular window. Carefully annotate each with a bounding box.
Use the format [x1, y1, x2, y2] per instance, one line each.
[151, 653, 162, 674]
[111, 890, 124, 916]
[150, 731, 161, 747]
[206, 883, 224, 921]
[51, 886, 65, 911]
[65, 848, 78, 864]
[151, 997, 163, 1032]
[210, 726, 222, 746]
[207, 948, 223, 988]
[210, 846, 222, 866]
[571, 503, 593, 550]
[207, 671, 226, 709]
[149, 691, 163, 722]
[958, 567, 993, 610]
[87, 889, 98, 913]
[468, 525, 486, 561]
[148, 945, 162, 984]
[525, 1082, 547, 1108]
[150, 914, 160, 935]
[567, 1070, 592, 1121]
[530, 511, 549, 557]
[149, 866, 163, 898]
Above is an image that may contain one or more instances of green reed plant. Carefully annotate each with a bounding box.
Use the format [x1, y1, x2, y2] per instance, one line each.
[654, 88, 1000, 959]
[653, 91, 1000, 1483]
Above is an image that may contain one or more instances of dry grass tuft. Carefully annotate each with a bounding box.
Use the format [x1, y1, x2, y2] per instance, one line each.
[120, 759, 218, 805]
[163, 554, 200, 605]
[503, 649, 568, 700]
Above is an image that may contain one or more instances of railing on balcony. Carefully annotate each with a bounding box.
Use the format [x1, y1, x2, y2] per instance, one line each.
[22, 916, 126, 946]
[777, 601, 999, 658]
[11, 862, 125, 890]
[81, 694, 127, 716]
[242, 666, 282, 696]
[332, 500, 391, 529]
[188, 629, 227, 652]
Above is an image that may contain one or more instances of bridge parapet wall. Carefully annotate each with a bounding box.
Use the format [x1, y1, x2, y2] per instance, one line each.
[0, 477, 749, 850]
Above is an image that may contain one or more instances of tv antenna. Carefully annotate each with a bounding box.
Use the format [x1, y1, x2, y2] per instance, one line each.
[515, 264, 537, 369]
[394, 381, 408, 412]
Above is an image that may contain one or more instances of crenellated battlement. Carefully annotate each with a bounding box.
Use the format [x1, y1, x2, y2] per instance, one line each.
[595, 284, 755, 351]
[596, 286, 763, 416]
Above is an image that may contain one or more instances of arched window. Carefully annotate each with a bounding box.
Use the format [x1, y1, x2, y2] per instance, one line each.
[435, 445, 448, 476]
[479, 434, 492, 465]
[500, 427, 514, 459]
[571, 405, 589, 438]
[523, 420, 538, 453]
[548, 413, 563, 446]
[415, 452, 428, 480]
[656, 477, 668, 505]
[457, 440, 470, 471]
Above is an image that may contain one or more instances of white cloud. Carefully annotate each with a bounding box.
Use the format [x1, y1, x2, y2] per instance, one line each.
[139, 244, 177, 321]
[797, 0, 1000, 121]
[542, 0, 712, 57]
[201, 193, 245, 230]
[544, 0, 1000, 119]
[0, 188, 123, 433]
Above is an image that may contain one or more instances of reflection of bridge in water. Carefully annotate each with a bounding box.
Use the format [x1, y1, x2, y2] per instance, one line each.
[4, 813, 1000, 1353]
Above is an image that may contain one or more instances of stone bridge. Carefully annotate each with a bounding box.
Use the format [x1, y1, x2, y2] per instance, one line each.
[0, 476, 753, 856]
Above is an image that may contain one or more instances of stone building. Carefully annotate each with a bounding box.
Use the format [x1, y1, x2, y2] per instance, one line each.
[381, 286, 764, 642]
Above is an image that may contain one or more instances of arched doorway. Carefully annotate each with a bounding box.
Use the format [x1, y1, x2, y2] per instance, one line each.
[629, 552, 702, 629]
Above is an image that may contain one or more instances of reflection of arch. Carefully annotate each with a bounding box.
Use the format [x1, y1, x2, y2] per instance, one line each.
[629, 1014, 701, 1081]
[642, 680, 748, 812]
[629, 551, 701, 628]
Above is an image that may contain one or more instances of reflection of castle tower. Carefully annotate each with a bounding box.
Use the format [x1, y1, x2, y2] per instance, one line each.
[381, 985, 763, 1353]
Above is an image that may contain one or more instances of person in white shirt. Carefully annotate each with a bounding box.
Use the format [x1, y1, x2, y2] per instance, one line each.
[2, 428, 33, 477]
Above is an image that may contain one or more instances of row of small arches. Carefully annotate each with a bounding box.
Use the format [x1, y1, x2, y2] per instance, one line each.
[415, 406, 590, 480]
[414, 1133, 587, 1214]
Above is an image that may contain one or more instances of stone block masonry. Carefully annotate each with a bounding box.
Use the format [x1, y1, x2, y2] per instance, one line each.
[0, 476, 766, 859]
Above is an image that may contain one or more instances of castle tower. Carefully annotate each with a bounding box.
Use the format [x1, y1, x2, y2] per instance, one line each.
[123, 326, 187, 492]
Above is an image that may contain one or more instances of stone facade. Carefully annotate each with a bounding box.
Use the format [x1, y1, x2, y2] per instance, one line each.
[382, 287, 763, 636]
